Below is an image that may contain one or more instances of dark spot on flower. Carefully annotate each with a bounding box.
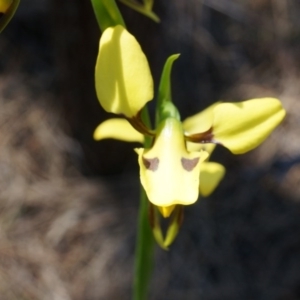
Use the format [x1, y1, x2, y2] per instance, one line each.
[181, 157, 199, 171]
[185, 127, 215, 144]
[143, 157, 159, 171]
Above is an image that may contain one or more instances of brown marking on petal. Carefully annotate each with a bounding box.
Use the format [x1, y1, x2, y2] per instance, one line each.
[143, 157, 159, 171]
[127, 112, 155, 137]
[181, 157, 199, 171]
[185, 127, 214, 143]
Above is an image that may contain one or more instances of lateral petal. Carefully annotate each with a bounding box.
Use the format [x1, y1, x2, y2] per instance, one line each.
[95, 25, 154, 117]
[157, 205, 176, 218]
[183, 102, 219, 134]
[93, 118, 144, 143]
[212, 98, 286, 154]
[199, 162, 225, 197]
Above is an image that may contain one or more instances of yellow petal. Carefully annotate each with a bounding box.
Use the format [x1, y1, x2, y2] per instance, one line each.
[183, 102, 220, 134]
[95, 25, 153, 117]
[0, 0, 12, 12]
[150, 205, 169, 250]
[163, 206, 183, 247]
[157, 205, 175, 218]
[93, 118, 144, 143]
[186, 142, 216, 155]
[212, 98, 286, 154]
[199, 162, 225, 197]
[136, 118, 209, 207]
[183, 102, 216, 156]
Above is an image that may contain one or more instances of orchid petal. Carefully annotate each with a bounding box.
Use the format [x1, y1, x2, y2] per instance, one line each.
[0, 0, 19, 33]
[184, 98, 285, 154]
[0, 0, 12, 12]
[183, 102, 219, 134]
[199, 162, 225, 197]
[136, 118, 208, 207]
[94, 118, 144, 143]
[212, 98, 285, 154]
[157, 205, 175, 218]
[164, 206, 183, 247]
[186, 142, 216, 155]
[95, 25, 153, 117]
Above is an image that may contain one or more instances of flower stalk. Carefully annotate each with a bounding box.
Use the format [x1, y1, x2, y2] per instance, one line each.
[133, 105, 155, 300]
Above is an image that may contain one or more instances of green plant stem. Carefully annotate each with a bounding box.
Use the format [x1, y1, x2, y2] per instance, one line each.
[133, 107, 154, 300]
[133, 188, 155, 300]
[90, 0, 125, 31]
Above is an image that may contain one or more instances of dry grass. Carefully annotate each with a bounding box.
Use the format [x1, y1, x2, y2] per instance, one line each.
[0, 74, 140, 299]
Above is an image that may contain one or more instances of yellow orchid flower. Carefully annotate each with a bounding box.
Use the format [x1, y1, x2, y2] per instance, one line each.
[94, 25, 286, 221]
[0, 0, 19, 33]
[0, 0, 12, 13]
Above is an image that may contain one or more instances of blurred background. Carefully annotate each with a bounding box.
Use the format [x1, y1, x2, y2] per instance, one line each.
[0, 0, 300, 299]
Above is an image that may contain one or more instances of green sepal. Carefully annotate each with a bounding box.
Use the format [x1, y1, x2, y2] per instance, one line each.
[156, 54, 180, 126]
[163, 206, 183, 248]
[118, 0, 160, 23]
[151, 206, 168, 250]
[90, 0, 126, 32]
[0, 0, 20, 33]
[142, 0, 154, 10]
[150, 205, 184, 250]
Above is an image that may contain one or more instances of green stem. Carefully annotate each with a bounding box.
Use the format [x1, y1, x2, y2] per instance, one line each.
[90, 0, 125, 31]
[133, 107, 154, 300]
[133, 188, 155, 300]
